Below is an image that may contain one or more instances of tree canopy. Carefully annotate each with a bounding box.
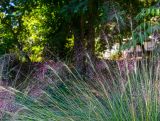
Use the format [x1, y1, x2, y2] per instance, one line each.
[0, 0, 159, 70]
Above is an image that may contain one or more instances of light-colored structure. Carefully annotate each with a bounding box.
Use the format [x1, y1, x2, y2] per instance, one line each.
[103, 33, 160, 60]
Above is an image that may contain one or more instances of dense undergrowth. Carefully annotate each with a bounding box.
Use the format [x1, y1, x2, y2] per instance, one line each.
[0, 55, 160, 121]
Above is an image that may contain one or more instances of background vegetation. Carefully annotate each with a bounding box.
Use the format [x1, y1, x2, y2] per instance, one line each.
[1, 0, 159, 61]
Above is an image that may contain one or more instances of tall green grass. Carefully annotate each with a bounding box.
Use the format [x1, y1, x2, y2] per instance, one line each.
[9, 57, 160, 121]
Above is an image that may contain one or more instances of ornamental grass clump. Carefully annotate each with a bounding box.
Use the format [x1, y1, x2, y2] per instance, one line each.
[6, 57, 160, 121]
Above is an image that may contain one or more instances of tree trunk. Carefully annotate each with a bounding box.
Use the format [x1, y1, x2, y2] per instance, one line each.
[86, 0, 97, 77]
[73, 15, 86, 75]
[73, 29, 86, 75]
[72, 0, 99, 76]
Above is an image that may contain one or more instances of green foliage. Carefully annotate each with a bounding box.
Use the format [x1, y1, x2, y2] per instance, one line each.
[95, 37, 107, 58]
[0, 0, 159, 61]
[0, 22, 15, 54]
[122, 1, 160, 49]
[61, 0, 88, 21]
[0, 0, 72, 61]
[65, 35, 74, 51]
[136, 7, 160, 20]
[131, 5, 160, 47]
[21, 5, 49, 62]
[0, 0, 35, 58]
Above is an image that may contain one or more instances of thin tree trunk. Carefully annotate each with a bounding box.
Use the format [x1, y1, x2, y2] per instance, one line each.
[86, 0, 97, 77]
[73, 29, 86, 75]
[72, 14, 86, 75]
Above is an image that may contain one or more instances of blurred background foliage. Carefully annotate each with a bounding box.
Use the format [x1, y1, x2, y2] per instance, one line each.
[0, 0, 159, 62]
